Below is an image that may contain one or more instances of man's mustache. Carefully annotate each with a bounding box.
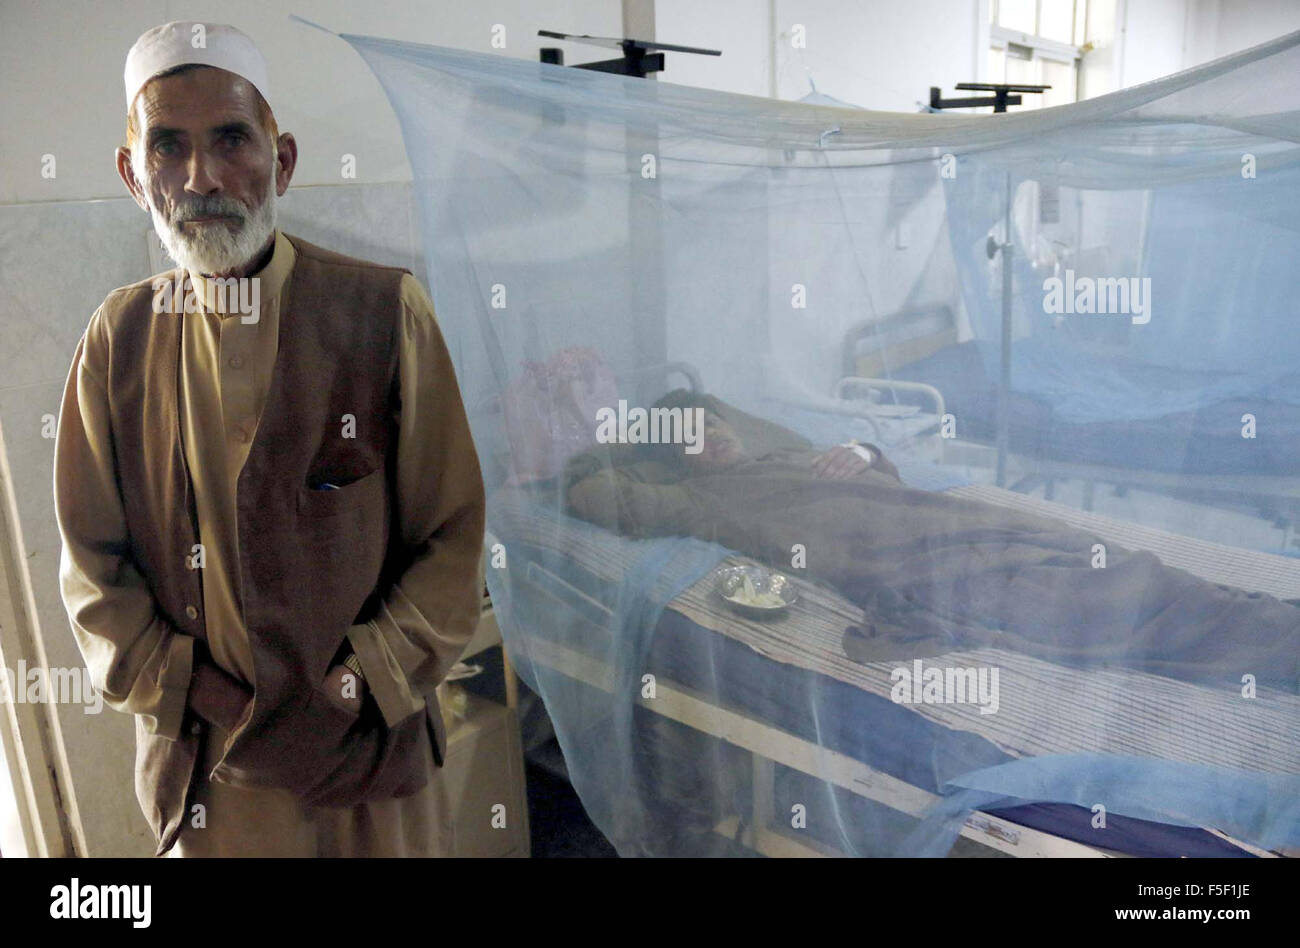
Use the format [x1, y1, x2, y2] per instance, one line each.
[171, 197, 248, 224]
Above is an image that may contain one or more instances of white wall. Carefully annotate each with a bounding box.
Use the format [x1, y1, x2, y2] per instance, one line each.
[1118, 0, 1194, 87]
[1116, 0, 1300, 90]
[1186, 0, 1300, 62]
[773, 0, 985, 110]
[0, 0, 624, 205]
[657, 0, 985, 110]
[1085, 0, 1300, 97]
[652, 0, 773, 96]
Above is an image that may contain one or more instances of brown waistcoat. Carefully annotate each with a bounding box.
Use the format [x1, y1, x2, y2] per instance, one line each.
[105, 234, 445, 855]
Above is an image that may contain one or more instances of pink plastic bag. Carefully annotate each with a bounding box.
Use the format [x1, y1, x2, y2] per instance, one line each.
[502, 346, 618, 485]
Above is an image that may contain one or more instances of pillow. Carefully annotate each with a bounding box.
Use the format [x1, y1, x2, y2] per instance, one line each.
[501, 346, 619, 485]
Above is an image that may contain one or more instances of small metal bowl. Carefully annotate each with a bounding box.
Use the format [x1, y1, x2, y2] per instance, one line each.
[713, 564, 798, 619]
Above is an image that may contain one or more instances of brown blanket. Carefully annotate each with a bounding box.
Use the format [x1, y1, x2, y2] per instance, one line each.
[563, 395, 1299, 692]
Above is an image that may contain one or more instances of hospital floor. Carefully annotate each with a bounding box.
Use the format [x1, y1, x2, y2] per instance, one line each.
[457, 648, 615, 857]
[525, 738, 617, 858]
[489, 652, 1001, 858]
[521, 720, 1005, 858]
[523, 735, 1004, 858]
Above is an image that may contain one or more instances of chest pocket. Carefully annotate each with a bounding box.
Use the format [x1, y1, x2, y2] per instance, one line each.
[297, 467, 384, 521]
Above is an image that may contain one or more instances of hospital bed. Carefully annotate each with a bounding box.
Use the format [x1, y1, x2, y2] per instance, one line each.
[493, 484, 1297, 858]
[486, 373, 1298, 858]
[840, 306, 1300, 546]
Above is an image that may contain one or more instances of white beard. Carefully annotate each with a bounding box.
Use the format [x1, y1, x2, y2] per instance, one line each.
[145, 156, 278, 276]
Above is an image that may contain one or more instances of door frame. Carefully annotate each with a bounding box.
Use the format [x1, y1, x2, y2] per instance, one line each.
[0, 416, 82, 857]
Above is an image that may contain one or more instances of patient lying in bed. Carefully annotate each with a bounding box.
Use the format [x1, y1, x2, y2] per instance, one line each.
[562, 390, 1299, 692]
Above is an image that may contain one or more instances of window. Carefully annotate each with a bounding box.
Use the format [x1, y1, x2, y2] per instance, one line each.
[987, 0, 1098, 109]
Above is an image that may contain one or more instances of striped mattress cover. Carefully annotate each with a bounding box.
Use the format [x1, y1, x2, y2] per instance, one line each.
[491, 483, 1300, 851]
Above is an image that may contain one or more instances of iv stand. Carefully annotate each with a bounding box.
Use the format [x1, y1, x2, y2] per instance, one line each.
[985, 172, 1014, 487]
[996, 171, 1013, 488]
[932, 85, 1042, 488]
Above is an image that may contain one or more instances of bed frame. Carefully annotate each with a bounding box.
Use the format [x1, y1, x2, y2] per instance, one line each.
[841, 306, 1300, 548]
[492, 478, 1298, 858]
[485, 357, 1294, 857]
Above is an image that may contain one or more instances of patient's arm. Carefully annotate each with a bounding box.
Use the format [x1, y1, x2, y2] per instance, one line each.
[812, 444, 873, 480]
[809, 442, 901, 482]
[566, 462, 703, 538]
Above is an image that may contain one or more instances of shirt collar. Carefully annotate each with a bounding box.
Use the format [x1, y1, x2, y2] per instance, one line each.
[186, 229, 295, 318]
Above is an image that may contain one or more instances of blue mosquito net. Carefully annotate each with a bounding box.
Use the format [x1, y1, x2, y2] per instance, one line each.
[320, 20, 1300, 856]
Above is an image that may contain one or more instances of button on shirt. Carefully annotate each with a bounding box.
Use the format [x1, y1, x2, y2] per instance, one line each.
[179, 241, 284, 686]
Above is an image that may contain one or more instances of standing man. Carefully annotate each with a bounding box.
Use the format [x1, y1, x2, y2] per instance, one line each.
[52, 22, 486, 856]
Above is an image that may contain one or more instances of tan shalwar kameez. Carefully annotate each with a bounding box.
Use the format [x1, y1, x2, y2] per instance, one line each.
[163, 230, 454, 856]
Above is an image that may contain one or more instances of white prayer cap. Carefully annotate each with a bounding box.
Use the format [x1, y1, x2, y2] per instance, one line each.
[124, 21, 270, 110]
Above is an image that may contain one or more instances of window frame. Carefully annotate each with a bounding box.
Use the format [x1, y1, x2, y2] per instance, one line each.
[985, 1, 1089, 107]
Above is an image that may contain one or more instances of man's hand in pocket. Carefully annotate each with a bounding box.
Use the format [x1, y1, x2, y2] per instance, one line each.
[322, 664, 367, 715]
